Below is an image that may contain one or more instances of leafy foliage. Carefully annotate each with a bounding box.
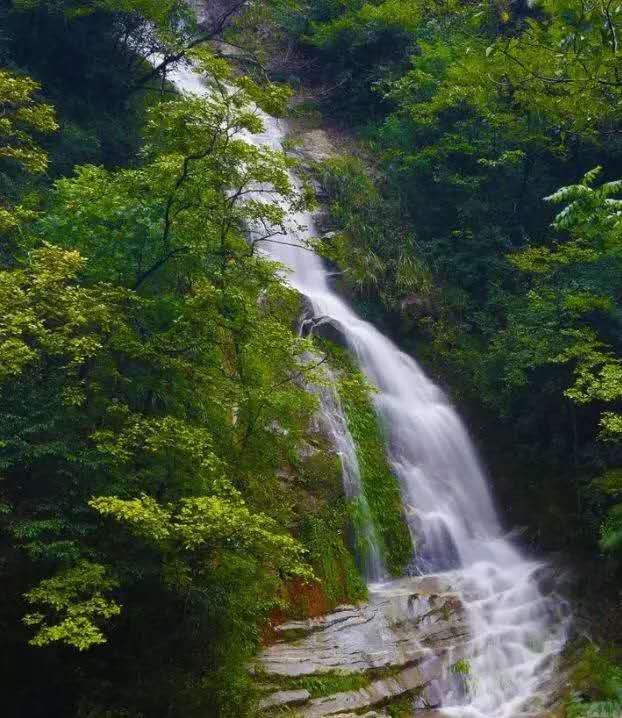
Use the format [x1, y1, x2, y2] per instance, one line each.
[568, 645, 622, 717]
[7, 0, 622, 712]
[0, 27, 365, 714]
[0, 68, 57, 173]
[23, 561, 121, 650]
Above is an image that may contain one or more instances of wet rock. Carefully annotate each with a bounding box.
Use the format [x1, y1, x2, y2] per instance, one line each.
[295, 440, 320, 461]
[310, 178, 328, 202]
[532, 564, 557, 596]
[299, 664, 428, 716]
[255, 577, 468, 715]
[273, 605, 364, 638]
[299, 311, 348, 348]
[258, 688, 311, 710]
[289, 128, 337, 164]
[255, 571, 568, 716]
[311, 319, 348, 348]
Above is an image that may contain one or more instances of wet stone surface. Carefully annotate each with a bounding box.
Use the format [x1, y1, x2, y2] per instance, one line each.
[254, 576, 468, 716]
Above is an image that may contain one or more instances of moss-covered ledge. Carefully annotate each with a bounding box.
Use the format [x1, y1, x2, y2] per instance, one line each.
[316, 337, 412, 576]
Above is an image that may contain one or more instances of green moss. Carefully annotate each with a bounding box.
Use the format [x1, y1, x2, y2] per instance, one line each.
[301, 505, 367, 608]
[295, 444, 343, 501]
[259, 662, 417, 701]
[294, 432, 367, 608]
[317, 338, 412, 576]
[450, 658, 471, 676]
[386, 695, 415, 717]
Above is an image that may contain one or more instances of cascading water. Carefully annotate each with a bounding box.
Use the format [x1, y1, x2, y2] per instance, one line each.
[309, 363, 386, 582]
[169, 64, 569, 717]
[249, 116, 569, 718]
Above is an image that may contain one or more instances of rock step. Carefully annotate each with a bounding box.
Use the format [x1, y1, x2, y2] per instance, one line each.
[258, 689, 311, 711]
[290, 663, 431, 717]
[273, 606, 374, 638]
[255, 576, 470, 716]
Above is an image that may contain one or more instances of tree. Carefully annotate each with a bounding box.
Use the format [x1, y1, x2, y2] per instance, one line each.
[0, 67, 57, 267]
[0, 68, 57, 174]
[0, 55, 322, 716]
[508, 167, 622, 439]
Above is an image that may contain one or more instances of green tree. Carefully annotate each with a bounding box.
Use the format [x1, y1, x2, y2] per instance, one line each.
[0, 55, 324, 716]
[0, 67, 57, 270]
[0, 68, 57, 174]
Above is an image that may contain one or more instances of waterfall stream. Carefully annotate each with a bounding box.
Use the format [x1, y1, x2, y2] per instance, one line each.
[170, 64, 569, 717]
[311, 365, 387, 582]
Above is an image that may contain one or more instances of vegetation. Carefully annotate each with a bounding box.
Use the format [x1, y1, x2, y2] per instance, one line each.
[258, 669, 373, 699]
[320, 338, 412, 576]
[300, 505, 368, 607]
[269, 0, 622, 554]
[4, 0, 622, 714]
[259, 0, 622, 709]
[0, 3, 366, 715]
[386, 696, 416, 718]
[567, 645, 622, 717]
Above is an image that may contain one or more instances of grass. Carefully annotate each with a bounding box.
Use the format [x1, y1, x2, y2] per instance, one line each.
[258, 669, 372, 698]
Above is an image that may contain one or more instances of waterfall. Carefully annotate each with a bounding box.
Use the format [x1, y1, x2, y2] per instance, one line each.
[311, 363, 386, 582]
[169, 64, 569, 717]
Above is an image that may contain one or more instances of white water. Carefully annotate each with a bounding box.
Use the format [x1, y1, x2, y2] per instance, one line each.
[310, 364, 387, 581]
[170, 64, 569, 717]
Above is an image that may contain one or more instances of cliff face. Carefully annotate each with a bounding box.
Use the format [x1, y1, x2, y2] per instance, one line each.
[244, 110, 576, 718]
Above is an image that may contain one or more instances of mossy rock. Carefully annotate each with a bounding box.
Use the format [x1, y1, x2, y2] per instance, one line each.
[316, 337, 413, 576]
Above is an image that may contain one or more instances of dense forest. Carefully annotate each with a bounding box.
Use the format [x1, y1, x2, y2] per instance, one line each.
[2, 0, 622, 716]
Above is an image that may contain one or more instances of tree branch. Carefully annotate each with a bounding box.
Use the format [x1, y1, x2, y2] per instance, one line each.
[131, 0, 248, 92]
[133, 246, 189, 290]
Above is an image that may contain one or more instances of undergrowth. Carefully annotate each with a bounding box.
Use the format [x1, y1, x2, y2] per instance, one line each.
[263, 670, 372, 699]
[301, 505, 368, 608]
[567, 644, 622, 717]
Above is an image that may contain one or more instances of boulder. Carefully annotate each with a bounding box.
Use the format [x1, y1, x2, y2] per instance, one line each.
[311, 318, 348, 348]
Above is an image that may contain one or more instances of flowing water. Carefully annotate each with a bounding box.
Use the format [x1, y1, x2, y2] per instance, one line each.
[309, 363, 387, 582]
[170, 64, 569, 717]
